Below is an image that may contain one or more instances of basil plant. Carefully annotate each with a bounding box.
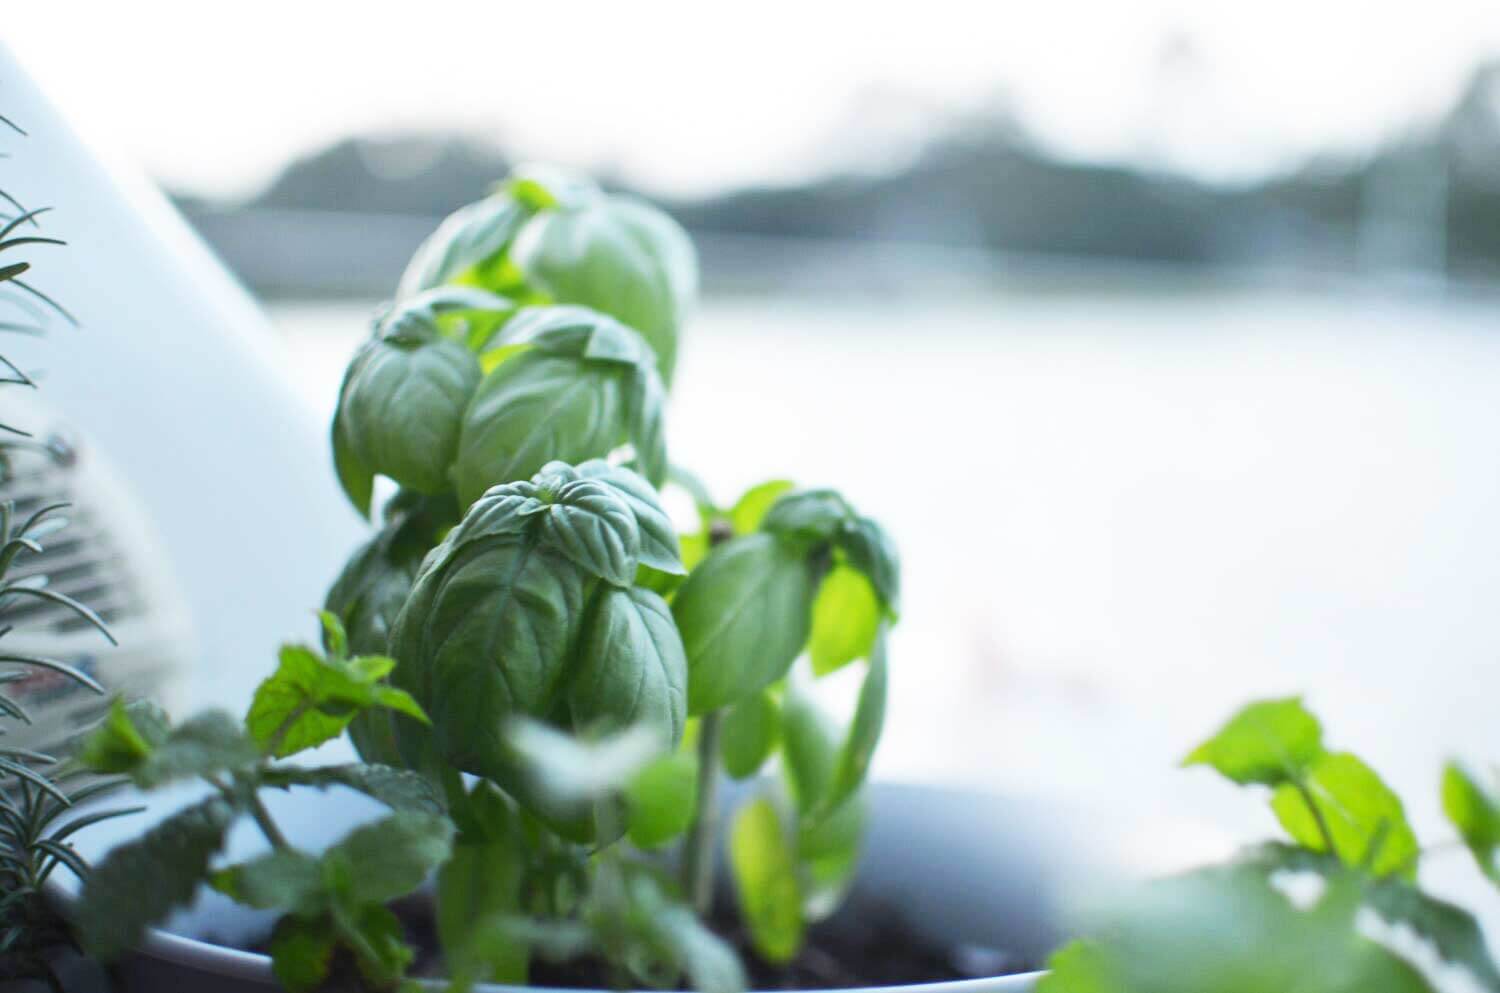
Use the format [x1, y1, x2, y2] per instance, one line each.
[323, 168, 900, 992]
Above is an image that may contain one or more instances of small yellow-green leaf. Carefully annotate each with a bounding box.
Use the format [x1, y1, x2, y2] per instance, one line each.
[729, 480, 794, 535]
[625, 751, 698, 848]
[1183, 697, 1324, 787]
[730, 796, 804, 964]
[1442, 762, 1500, 884]
[1270, 751, 1418, 878]
[808, 565, 881, 677]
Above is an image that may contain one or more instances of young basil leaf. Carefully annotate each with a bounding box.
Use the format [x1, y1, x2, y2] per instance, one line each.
[76, 697, 168, 775]
[388, 535, 588, 778]
[798, 790, 866, 922]
[825, 631, 889, 813]
[807, 564, 881, 677]
[759, 489, 852, 544]
[1270, 751, 1419, 878]
[719, 689, 781, 780]
[267, 916, 338, 993]
[779, 687, 839, 815]
[440, 833, 528, 988]
[532, 477, 641, 586]
[76, 795, 237, 959]
[209, 850, 324, 914]
[382, 285, 517, 350]
[333, 331, 482, 502]
[571, 586, 687, 746]
[397, 192, 535, 299]
[673, 533, 817, 715]
[729, 479, 794, 536]
[729, 796, 804, 964]
[836, 515, 901, 615]
[509, 196, 697, 385]
[1183, 696, 1325, 787]
[128, 709, 261, 788]
[1441, 762, 1500, 884]
[259, 763, 445, 815]
[625, 750, 698, 849]
[321, 811, 455, 907]
[574, 459, 684, 575]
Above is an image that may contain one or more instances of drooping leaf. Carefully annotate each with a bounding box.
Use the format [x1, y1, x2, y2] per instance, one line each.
[729, 796, 804, 964]
[673, 533, 817, 714]
[648, 898, 748, 993]
[398, 192, 534, 299]
[729, 480, 795, 536]
[808, 564, 881, 677]
[760, 489, 852, 544]
[625, 750, 698, 849]
[77, 795, 237, 958]
[836, 516, 901, 615]
[1183, 696, 1325, 787]
[779, 687, 839, 815]
[719, 690, 780, 780]
[826, 632, 889, 812]
[570, 586, 687, 745]
[798, 790, 866, 921]
[1270, 751, 1419, 878]
[345, 903, 416, 990]
[1441, 762, 1500, 884]
[259, 763, 445, 814]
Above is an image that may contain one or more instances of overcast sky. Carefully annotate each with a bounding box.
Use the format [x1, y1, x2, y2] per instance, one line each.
[8, 1, 1500, 199]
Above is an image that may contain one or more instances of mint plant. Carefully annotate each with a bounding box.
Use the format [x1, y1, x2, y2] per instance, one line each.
[319, 166, 902, 991]
[1040, 697, 1500, 993]
[73, 615, 453, 992]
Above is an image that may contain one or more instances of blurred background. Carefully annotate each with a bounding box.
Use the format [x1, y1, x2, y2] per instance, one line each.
[9, 0, 1500, 901]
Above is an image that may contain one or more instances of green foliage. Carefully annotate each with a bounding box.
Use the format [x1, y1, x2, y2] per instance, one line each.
[729, 796, 803, 963]
[1183, 696, 1324, 786]
[1270, 752, 1418, 877]
[1442, 762, 1500, 883]
[719, 690, 780, 780]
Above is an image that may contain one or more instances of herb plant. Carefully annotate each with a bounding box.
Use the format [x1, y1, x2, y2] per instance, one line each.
[1040, 697, 1500, 993]
[318, 165, 901, 991]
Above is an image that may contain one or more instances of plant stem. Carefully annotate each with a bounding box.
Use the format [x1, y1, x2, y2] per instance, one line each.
[1294, 779, 1340, 863]
[681, 708, 723, 916]
[245, 790, 291, 852]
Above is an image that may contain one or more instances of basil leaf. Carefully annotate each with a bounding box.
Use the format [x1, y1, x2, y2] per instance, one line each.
[760, 489, 852, 544]
[1441, 762, 1500, 884]
[729, 479, 794, 535]
[729, 796, 803, 964]
[570, 587, 687, 746]
[1270, 751, 1419, 877]
[533, 477, 640, 586]
[780, 687, 838, 815]
[1183, 696, 1325, 787]
[625, 750, 698, 849]
[510, 196, 696, 385]
[673, 533, 816, 715]
[836, 515, 901, 615]
[333, 331, 481, 500]
[808, 564, 881, 677]
[826, 631, 888, 812]
[390, 535, 588, 778]
[798, 790, 865, 921]
[720, 690, 780, 780]
[440, 831, 528, 988]
[398, 192, 534, 299]
[575, 459, 684, 574]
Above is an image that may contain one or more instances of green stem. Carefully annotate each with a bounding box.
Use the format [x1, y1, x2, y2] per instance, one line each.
[246, 793, 292, 852]
[681, 709, 723, 916]
[1294, 779, 1340, 863]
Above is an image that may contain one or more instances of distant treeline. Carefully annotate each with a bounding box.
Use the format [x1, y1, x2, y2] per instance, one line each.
[177, 62, 1500, 286]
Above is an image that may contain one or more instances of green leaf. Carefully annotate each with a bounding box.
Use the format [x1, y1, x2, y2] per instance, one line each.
[388, 536, 588, 778]
[439, 834, 528, 988]
[836, 516, 901, 615]
[673, 533, 817, 714]
[760, 489, 851, 544]
[575, 459, 684, 574]
[570, 586, 687, 745]
[797, 790, 865, 921]
[1442, 762, 1500, 884]
[729, 796, 804, 964]
[77, 795, 237, 958]
[625, 750, 698, 848]
[131, 710, 260, 788]
[505, 719, 664, 805]
[808, 564, 881, 677]
[268, 916, 337, 993]
[826, 632, 888, 812]
[532, 475, 641, 585]
[1270, 752, 1419, 878]
[1183, 696, 1325, 787]
[1037, 940, 1119, 993]
[729, 480, 794, 535]
[318, 610, 349, 659]
[323, 811, 455, 907]
[76, 698, 167, 775]
[210, 850, 323, 914]
[719, 690, 780, 780]
[780, 687, 839, 815]
[649, 900, 748, 993]
[344, 903, 415, 989]
[510, 195, 697, 384]
[333, 331, 481, 498]
[398, 192, 534, 299]
[259, 763, 445, 814]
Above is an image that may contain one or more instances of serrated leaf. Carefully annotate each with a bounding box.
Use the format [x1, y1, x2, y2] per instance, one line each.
[77, 795, 236, 958]
[132, 710, 260, 788]
[1183, 696, 1325, 787]
[210, 850, 323, 914]
[259, 763, 445, 814]
[729, 480, 794, 536]
[808, 564, 881, 677]
[268, 916, 337, 993]
[720, 690, 780, 780]
[247, 644, 427, 759]
[1442, 762, 1500, 884]
[1270, 751, 1418, 878]
[345, 903, 415, 989]
[323, 811, 454, 907]
[625, 750, 698, 848]
[729, 796, 803, 964]
[673, 533, 816, 714]
[570, 586, 687, 746]
[76, 698, 167, 775]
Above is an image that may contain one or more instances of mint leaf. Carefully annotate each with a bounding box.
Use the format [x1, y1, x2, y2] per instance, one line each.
[76, 698, 167, 775]
[323, 811, 454, 907]
[1270, 751, 1418, 877]
[345, 903, 415, 989]
[729, 796, 803, 964]
[77, 795, 237, 958]
[210, 850, 323, 914]
[720, 690, 780, 780]
[260, 763, 445, 815]
[808, 564, 881, 677]
[506, 719, 664, 804]
[1183, 697, 1324, 787]
[132, 710, 260, 788]
[1441, 762, 1500, 884]
[268, 916, 337, 993]
[650, 900, 748, 993]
